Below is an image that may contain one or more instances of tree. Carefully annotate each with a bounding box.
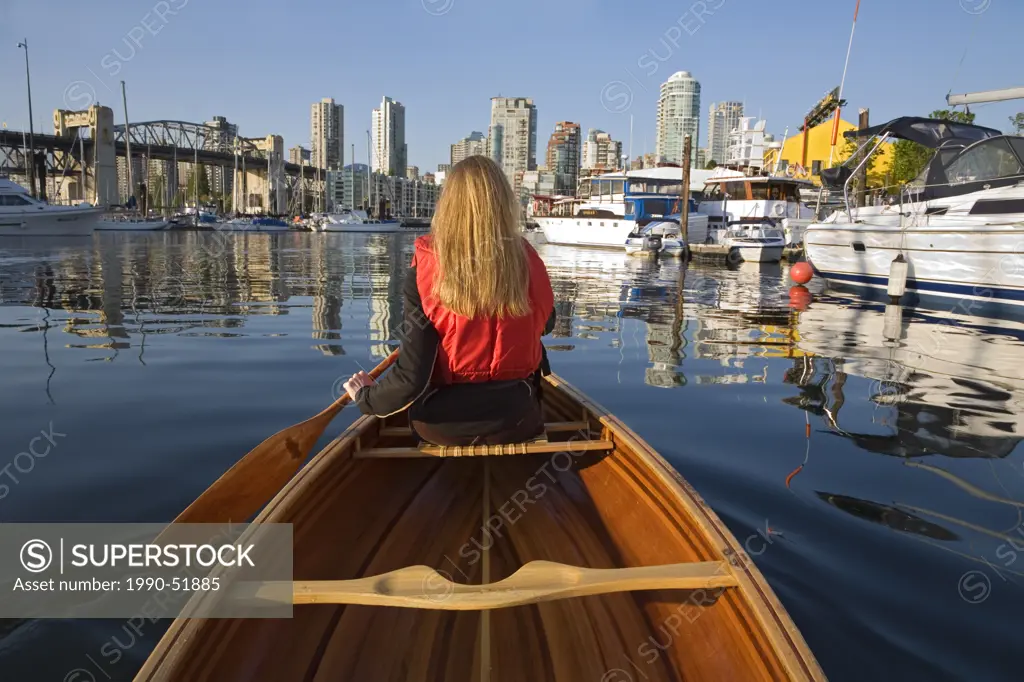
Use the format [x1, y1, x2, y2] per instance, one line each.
[888, 108, 976, 186]
[1010, 113, 1024, 135]
[705, 160, 718, 170]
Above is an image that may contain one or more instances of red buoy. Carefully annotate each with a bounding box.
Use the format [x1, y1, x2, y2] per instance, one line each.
[789, 285, 812, 310]
[790, 262, 813, 285]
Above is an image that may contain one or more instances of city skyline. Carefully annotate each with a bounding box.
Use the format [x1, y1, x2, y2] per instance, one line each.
[1, 0, 1022, 173]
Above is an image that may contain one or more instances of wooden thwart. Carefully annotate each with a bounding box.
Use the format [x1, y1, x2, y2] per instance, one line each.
[354, 439, 614, 459]
[245, 560, 738, 611]
[377, 421, 592, 439]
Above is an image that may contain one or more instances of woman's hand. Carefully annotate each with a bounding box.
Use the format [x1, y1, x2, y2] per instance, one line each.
[343, 371, 374, 401]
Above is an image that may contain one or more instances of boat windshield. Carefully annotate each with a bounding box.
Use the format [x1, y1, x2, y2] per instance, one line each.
[0, 194, 35, 206]
[944, 137, 1024, 185]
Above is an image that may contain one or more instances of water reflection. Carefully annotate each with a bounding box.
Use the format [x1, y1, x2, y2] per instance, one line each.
[792, 299, 1024, 459]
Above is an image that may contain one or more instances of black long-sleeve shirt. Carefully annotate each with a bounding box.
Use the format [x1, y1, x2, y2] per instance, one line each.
[354, 266, 555, 417]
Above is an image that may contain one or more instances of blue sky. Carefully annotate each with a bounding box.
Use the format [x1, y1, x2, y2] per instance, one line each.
[1, 0, 1021, 171]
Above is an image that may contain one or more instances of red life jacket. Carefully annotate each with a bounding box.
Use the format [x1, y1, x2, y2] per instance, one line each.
[412, 234, 553, 385]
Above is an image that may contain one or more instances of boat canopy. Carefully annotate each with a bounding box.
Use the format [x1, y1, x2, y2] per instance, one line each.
[844, 116, 1002, 149]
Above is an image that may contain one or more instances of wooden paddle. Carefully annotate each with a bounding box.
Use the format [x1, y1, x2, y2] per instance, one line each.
[172, 349, 399, 524]
[234, 559, 739, 611]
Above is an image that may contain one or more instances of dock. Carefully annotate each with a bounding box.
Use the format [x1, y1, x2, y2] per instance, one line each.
[689, 244, 804, 262]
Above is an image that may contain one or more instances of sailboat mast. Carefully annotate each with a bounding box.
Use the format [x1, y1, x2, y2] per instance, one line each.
[121, 80, 133, 204]
[367, 129, 373, 216]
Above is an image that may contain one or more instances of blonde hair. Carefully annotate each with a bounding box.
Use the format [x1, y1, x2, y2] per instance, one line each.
[429, 156, 530, 318]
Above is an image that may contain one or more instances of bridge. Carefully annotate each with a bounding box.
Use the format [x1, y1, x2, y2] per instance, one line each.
[0, 106, 328, 214]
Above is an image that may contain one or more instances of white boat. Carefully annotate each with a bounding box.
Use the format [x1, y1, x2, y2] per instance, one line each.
[95, 215, 171, 231]
[696, 170, 816, 253]
[721, 226, 787, 263]
[625, 220, 687, 257]
[535, 168, 713, 249]
[804, 112, 1024, 312]
[0, 178, 102, 237]
[320, 209, 401, 233]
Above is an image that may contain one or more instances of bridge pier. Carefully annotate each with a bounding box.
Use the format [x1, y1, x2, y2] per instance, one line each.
[53, 105, 118, 207]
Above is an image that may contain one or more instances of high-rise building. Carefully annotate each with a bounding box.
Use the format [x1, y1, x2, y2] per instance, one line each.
[437, 163, 451, 173]
[656, 71, 701, 167]
[488, 97, 537, 195]
[545, 122, 581, 195]
[289, 146, 311, 165]
[582, 129, 624, 172]
[707, 101, 743, 165]
[406, 166, 419, 180]
[696, 148, 708, 169]
[450, 131, 488, 165]
[311, 98, 344, 171]
[204, 115, 238, 200]
[371, 96, 407, 176]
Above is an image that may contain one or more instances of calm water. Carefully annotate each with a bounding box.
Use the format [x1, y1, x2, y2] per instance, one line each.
[1, 231, 1022, 681]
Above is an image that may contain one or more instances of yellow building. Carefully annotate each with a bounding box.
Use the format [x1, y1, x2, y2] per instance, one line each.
[764, 118, 894, 188]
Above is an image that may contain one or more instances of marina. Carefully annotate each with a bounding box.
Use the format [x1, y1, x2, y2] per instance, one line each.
[3, 0, 1024, 679]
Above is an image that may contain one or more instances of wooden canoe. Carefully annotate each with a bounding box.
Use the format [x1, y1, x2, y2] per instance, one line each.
[135, 373, 826, 681]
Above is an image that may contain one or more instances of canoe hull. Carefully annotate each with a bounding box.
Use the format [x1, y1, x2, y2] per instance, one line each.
[136, 374, 825, 682]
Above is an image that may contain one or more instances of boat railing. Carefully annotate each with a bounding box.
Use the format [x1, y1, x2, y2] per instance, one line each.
[841, 132, 892, 222]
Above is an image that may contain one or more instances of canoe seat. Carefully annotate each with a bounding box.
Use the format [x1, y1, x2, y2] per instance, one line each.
[251, 559, 739, 611]
[354, 439, 614, 459]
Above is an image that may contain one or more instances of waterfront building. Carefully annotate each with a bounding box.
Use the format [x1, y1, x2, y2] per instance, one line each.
[707, 101, 743, 165]
[423, 172, 436, 185]
[582, 129, 623, 172]
[450, 131, 488, 165]
[545, 122, 581, 195]
[289, 146, 311, 165]
[696, 148, 708, 169]
[437, 163, 451, 173]
[488, 97, 537, 195]
[203, 116, 238, 201]
[338, 163, 369, 210]
[521, 170, 557, 197]
[763, 118, 895, 186]
[371, 96, 408, 176]
[656, 72, 701, 168]
[311, 98, 344, 172]
[406, 166, 419, 180]
[725, 117, 770, 171]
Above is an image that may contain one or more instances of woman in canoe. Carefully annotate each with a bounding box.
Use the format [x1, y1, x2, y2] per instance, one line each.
[343, 156, 555, 446]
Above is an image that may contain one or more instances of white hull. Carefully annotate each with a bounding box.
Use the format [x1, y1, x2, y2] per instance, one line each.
[536, 216, 635, 248]
[728, 242, 784, 263]
[804, 221, 1024, 307]
[321, 221, 401, 233]
[96, 219, 171, 231]
[0, 206, 102, 236]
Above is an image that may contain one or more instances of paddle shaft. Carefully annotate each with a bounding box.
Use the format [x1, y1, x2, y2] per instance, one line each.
[171, 348, 399, 525]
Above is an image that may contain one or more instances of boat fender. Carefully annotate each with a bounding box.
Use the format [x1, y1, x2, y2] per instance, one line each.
[887, 254, 908, 301]
[771, 203, 786, 218]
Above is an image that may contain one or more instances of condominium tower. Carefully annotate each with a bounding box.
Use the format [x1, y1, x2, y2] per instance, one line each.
[655, 71, 701, 167]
